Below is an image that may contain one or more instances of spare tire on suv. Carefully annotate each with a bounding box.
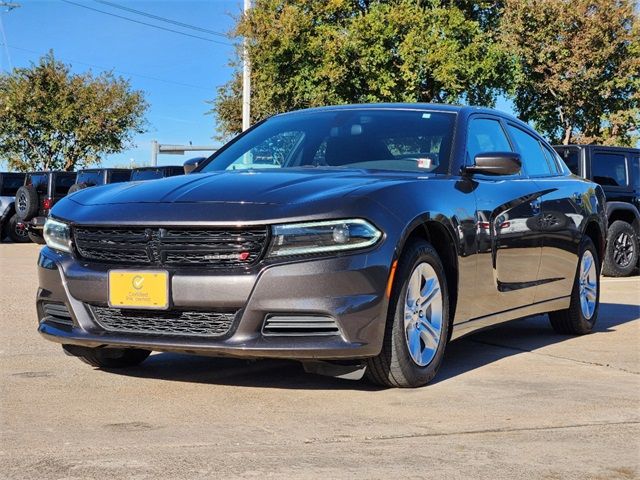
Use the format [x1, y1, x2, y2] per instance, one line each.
[15, 185, 39, 220]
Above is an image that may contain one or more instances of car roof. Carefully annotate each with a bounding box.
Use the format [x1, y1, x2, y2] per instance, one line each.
[132, 166, 182, 171]
[553, 144, 640, 153]
[77, 168, 130, 173]
[0, 171, 25, 175]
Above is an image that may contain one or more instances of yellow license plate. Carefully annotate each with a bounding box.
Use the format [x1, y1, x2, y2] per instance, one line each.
[108, 270, 169, 310]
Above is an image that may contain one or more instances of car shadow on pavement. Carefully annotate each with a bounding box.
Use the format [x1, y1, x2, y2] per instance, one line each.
[111, 302, 638, 390]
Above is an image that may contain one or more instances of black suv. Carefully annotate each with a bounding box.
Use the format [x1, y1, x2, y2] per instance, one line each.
[69, 168, 131, 193]
[130, 166, 184, 182]
[554, 145, 639, 276]
[0, 172, 29, 243]
[15, 171, 77, 244]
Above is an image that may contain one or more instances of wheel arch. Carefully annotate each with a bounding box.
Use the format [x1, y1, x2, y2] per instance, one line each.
[583, 218, 605, 266]
[395, 215, 460, 325]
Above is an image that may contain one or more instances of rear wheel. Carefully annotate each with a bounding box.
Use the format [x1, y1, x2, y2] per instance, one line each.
[366, 240, 450, 388]
[6, 214, 30, 243]
[548, 237, 599, 335]
[28, 230, 46, 244]
[602, 220, 638, 277]
[62, 345, 151, 368]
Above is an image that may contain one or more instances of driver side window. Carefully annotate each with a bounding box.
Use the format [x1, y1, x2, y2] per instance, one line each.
[466, 118, 512, 164]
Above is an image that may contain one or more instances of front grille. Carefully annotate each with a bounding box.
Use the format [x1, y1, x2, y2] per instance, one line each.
[73, 226, 268, 268]
[42, 303, 73, 326]
[92, 306, 236, 337]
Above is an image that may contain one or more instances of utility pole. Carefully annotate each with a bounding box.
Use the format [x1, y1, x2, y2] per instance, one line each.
[242, 0, 251, 131]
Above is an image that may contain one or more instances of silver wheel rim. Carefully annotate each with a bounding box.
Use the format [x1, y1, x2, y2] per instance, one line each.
[403, 262, 443, 367]
[613, 232, 634, 267]
[579, 250, 597, 320]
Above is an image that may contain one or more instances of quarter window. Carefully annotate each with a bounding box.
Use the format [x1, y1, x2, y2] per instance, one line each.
[591, 153, 628, 187]
[506, 125, 552, 176]
[466, 118, 512, 164]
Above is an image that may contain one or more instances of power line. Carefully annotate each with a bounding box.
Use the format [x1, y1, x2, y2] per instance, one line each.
[94, 0, 228, 39]
[60, 0, 233, 46]
[0, 43, 212, 91]
[0, 16, 12, 71]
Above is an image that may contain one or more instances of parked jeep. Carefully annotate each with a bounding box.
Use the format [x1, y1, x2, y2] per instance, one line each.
[68, 168, 131, 193]
[14, 171, 77, 244]
[554, 145, 639, 276]
[130, 166, 184, 182]
[0, 172, 29, 243]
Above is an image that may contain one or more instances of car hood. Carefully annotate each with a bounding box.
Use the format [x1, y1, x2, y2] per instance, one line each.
[68, 168, 420, 206]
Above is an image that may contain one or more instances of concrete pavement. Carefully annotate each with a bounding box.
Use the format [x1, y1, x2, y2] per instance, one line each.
[1, 243, 638, 479]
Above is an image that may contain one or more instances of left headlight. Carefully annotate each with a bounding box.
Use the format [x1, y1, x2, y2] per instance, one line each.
[43, 218, 72, 253]
[268, 219, 382, 257]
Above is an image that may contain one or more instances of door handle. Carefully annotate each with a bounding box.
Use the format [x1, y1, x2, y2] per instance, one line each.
[530, 198, 541, 214]
[573, 192, 583, 205]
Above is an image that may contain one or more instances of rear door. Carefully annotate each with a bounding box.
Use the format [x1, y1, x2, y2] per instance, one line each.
[467, 115, 544, 318]
[513, 129, 586, 303]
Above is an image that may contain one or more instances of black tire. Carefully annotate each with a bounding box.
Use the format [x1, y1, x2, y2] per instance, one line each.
[548, 237, 599, 335]
[15, 185, 39, 220]
[366, 240, 450, 388]
[27, 230, 46, 244]
[62, 345, 151, 369]
[68, 182, 89, 194]
[6, 213, 30, 243]
[602, 220, 638, 277]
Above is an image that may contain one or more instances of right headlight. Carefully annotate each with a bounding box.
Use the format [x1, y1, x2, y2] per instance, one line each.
[267, 219, 382, 257]
[43, 218, 72, 253]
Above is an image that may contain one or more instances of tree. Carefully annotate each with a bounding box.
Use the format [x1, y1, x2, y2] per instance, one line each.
[0, 52, 148, 171]
[211, 0, 512, 138]
[502, 0, 639, 146]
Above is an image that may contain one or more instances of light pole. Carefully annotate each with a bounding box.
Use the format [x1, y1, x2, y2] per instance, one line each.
[242, 0, 251, 132]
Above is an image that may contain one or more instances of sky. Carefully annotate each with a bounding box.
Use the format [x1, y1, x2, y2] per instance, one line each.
[0, 0, 517, 170]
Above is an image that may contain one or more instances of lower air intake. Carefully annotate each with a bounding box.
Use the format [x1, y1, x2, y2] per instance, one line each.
[42, 303, 73, 326]
[92, 306, 236, 337]
[262, 315, 340, 336]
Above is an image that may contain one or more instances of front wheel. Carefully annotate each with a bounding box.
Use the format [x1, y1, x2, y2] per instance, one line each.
[366, 240, 450, 388]
[548, 237, 599, 335]
[63, 345, 151, 368]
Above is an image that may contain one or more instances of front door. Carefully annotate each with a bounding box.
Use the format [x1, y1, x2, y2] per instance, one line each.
[466, 116, 544, 319]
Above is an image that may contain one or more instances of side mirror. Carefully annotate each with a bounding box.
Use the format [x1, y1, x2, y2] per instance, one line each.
[184, 156, 206, 174]
[464, 152, 522, 176]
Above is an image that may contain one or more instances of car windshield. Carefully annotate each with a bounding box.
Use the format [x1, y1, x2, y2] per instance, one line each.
[200, 109, 456, 174]
[76, 171, 104, 186]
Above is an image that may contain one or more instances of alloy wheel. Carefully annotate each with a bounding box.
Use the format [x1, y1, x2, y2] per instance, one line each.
[578, 250, 597, 320]
[613, 232, 634, 268]
[403, 262, 443, 367]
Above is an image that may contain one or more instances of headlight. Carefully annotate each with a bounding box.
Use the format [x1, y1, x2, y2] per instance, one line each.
[268, 219, 382, 257]
[43, 218, 72, 253]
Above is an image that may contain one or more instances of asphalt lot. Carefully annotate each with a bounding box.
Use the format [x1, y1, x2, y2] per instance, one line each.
[0, 243, 638, 480]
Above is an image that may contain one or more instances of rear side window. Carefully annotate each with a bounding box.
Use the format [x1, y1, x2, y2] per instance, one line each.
[466, 118, 512, 163]
[110, 170, 131, 183]
[591, 152, 628, 187]
[633, 157, 639, 189]
[76, 171, 103, 186]
[131, 169, 163, 181]
[506, 125, 552, 176]
[26, 174, 49, 194]
[55, 175, 76, 195]
[555, 147, 581, 175]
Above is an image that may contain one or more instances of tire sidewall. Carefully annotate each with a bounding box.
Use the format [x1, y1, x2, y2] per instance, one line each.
[604, 221, 638, 277]
[390, 241, 450, 386]
[15, 186, 39, 220]
[8, 214, 30, 243]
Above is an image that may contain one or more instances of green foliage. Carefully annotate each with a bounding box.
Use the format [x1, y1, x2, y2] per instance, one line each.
[0, 52, 148, 171]
[502, 0, 639, 146]
[211, 0, 513, 139]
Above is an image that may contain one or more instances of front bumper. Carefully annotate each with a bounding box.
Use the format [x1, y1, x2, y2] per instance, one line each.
[37, 246, 392, 360]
